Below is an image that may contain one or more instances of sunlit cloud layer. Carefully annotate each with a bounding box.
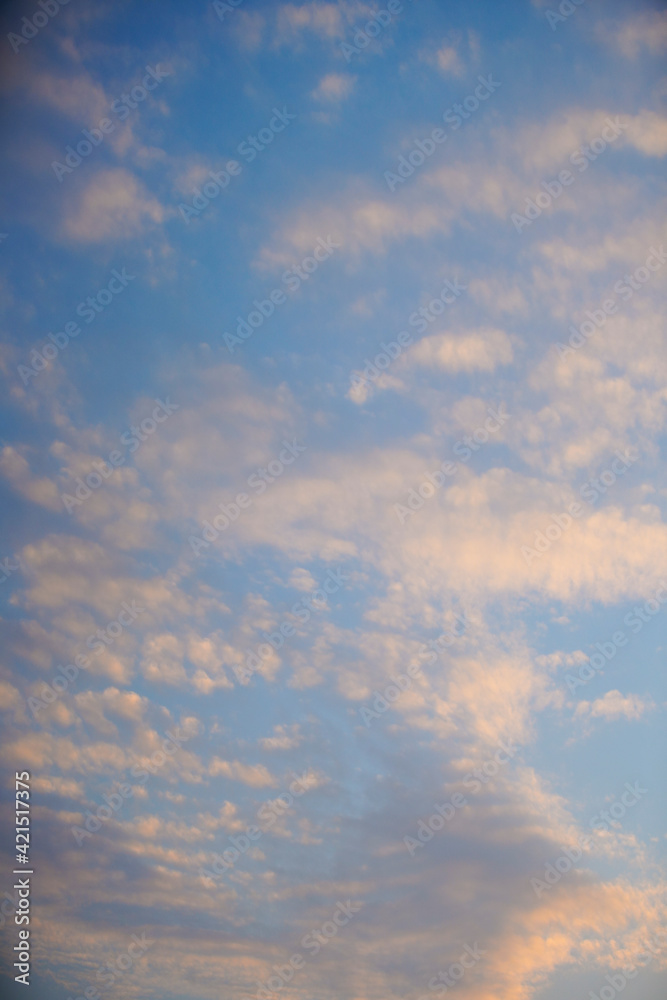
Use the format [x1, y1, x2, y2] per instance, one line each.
[0, 1, 666, 999]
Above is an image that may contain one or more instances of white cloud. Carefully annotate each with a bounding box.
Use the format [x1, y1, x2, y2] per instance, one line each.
[576, 690, 655, 722]
[208, 758, 276, 787]
[311, 72, 356, 103]
[436, 44, 464, 77]
[258, 724, 303, 750]
[596, 10, 667, 59]
[404, 328, 514, 373]
[61, 168, 165, 243]
[0, 445, 62, 510]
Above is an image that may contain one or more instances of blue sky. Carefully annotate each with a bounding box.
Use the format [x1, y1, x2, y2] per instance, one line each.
[0, 0, 666, 998]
